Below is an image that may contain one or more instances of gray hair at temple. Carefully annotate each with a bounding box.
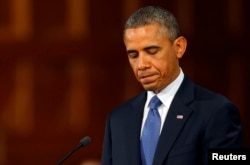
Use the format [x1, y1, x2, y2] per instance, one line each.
[124, 6, 180, 43]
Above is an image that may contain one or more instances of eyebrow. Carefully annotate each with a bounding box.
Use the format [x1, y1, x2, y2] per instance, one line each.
[126, 45, 160, 54]
[126, 49, 137, 54]
[143, 45, 160, 51]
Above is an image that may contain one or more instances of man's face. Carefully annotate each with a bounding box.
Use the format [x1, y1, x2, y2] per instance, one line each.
[124, 23, 186, 93]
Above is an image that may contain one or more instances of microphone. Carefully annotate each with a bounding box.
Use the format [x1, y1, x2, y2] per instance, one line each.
[56, 136, 91, 165]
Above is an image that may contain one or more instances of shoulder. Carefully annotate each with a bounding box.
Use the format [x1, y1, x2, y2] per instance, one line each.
[181, 75, 234, 105]
[194, 84, 230, 102]
[109, 91, 146, 116]
[179, 75, 238, 113]
[181, 77, 241, 133]
[189, 82, 239, 123]
[194, 84, 235, 108]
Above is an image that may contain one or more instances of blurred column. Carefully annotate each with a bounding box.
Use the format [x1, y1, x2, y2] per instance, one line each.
[66, 0, 89, 39]
[228, 55, 246, 124]
[226, 0, 246, 123]
[68, 60, 90, 132]
[11, 0, 33, 41]
[176, 0, 195, 36]
[0, 127, 6, 165]
[122, 0, 141, 21]
[3, 60, 34, 136]
[226, 0, 244, 38]
[0, 0, 33, 41]
[176, 0, 195, 79]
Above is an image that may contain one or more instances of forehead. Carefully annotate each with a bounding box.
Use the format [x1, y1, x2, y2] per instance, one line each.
[124, 23, 169, 47]
[124, 23, 167, 41]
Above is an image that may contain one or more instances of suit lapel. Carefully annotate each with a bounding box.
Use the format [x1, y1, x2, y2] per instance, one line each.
[153, 76, 195, 165]
[126, 92, 147, 164]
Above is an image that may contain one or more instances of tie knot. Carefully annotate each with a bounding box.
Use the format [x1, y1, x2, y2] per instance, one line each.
[149, 95, 162, 110]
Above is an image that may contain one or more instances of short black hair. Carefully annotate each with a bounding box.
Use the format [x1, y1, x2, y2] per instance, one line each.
[124, 6, 180, 42]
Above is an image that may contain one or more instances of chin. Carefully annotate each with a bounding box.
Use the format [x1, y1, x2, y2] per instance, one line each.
[142, 83, 164, 93]
[142, 85, 159, 93]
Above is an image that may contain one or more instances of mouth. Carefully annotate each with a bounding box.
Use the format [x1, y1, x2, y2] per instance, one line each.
[138, 74, 157, 84]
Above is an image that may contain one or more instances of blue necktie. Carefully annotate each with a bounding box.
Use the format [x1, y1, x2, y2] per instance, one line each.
[141, 95, 162, 165]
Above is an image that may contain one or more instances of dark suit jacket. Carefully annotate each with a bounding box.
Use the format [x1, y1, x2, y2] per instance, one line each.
[101, 75, 243, 165]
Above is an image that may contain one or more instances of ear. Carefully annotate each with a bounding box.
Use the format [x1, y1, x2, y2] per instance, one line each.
[174, 36, 187, 59]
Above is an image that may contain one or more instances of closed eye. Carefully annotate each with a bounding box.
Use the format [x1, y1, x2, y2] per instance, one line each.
[144, 46, 160, 55]
[127, 50, 138, 59]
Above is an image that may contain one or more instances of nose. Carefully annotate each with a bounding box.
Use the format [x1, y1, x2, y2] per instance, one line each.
[137, 55, 150, 70]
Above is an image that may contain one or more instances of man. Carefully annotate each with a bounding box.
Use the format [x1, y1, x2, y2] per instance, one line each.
[101, 6, 243, 165]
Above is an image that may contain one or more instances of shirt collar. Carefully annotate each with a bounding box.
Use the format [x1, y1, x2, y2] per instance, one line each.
[147, 68, 184, 107]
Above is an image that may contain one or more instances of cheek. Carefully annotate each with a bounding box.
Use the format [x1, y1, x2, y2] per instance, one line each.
[153, 60, 166, 73]
[129, 62, 139, 77]
[153, 61, 170, 79]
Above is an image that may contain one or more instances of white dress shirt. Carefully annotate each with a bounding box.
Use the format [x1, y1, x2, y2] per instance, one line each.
[140, 69, 184, 137]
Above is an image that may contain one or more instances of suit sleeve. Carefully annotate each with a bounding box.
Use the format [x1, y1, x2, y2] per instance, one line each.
[101, 113, 113, 165]
[202, 101, 243, 164]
